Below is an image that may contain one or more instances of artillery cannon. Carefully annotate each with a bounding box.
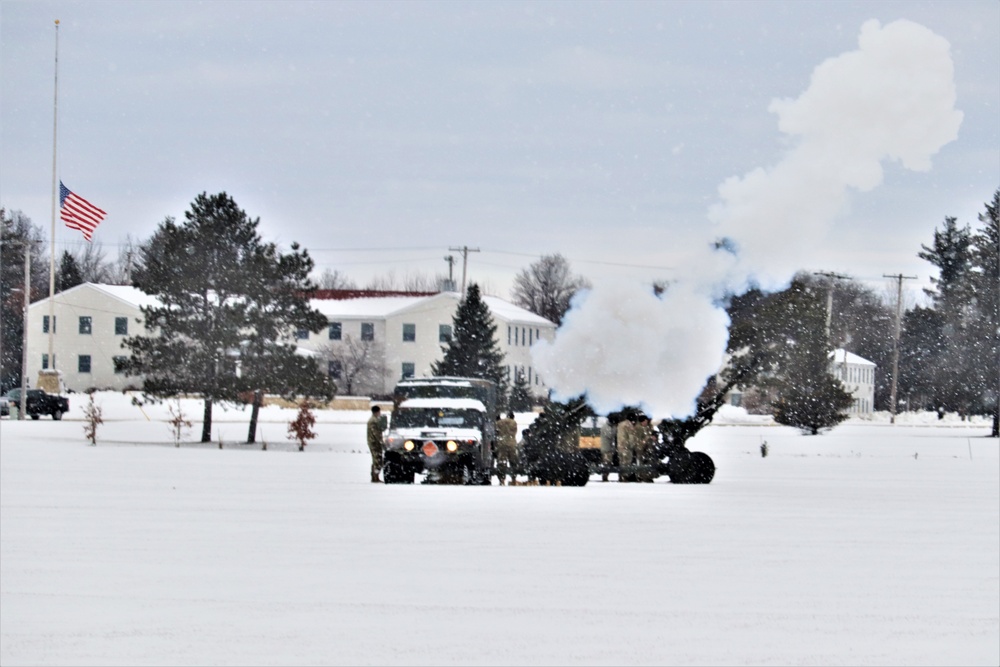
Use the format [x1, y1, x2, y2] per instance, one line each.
[526, 399, 716, 485]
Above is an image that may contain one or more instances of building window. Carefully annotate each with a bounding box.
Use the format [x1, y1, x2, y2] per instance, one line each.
[295, 328, 309, 340]
[403, 323, 416, 342]
[528, 328, 533, 345]
[439, 324, 452, 342]
[42, 354, 54, 369]
[507, 326, 511, 345]
[361, 322, 374, 341]
[78, 355, 92, 373]
[328, 322, 342, 340]
[79, 316, 92, 335]
[115, 317, 128, 335]
[328, 359, 343, 380]
[401, 362, 415, 379]
[43, 315, 56, 333]
[113, 356, 128, 374]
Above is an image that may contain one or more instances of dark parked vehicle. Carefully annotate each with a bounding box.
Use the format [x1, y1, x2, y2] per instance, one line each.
[3, 389, 70, 420]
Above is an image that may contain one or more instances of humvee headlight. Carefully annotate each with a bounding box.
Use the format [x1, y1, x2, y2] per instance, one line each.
[403, 440, 415, 451]
[446, 440, 459, 453]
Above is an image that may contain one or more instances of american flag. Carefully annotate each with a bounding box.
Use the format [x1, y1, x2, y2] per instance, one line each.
[59, 182, 106, 242]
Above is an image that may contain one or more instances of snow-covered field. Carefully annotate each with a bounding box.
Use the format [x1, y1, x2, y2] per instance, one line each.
[1, 393, 997, 666]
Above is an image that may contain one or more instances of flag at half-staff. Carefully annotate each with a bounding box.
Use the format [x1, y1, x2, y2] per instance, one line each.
[59, 181, 106, 242]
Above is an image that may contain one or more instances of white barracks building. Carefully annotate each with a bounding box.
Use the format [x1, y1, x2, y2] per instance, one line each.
[25, 284, 557, 396]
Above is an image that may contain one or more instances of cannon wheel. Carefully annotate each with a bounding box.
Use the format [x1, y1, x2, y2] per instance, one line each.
[667, 450, 715, 484]
[687, 451, 715, 484]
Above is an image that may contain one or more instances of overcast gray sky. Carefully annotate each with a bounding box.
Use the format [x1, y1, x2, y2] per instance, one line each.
[2, 0, 997, 297]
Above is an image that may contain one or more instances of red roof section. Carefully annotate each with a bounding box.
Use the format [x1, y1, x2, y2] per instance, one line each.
[310, 289, 440, 300]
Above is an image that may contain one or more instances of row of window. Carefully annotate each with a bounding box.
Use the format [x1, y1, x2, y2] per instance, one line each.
[326, 360, 416, 381]
[837, 365, 874, 385]
[508, 326, 541, 347]
[41, 354, 128, 374]
[43, 315, 129, 336]
[506, 364, 542, 386]
[298, 321, 453, 343]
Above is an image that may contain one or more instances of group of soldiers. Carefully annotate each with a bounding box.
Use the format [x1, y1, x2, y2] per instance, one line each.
[600, 412, 658, 482]
[367, 404, 659, 484]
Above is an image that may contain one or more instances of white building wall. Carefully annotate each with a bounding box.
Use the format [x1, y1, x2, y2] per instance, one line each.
[33, 286, 560, 398]
[384, 297, 457, 388]
[501, 320, 555, 393]
[298, 292, 558, 396]
[830, 349, 876, 415]
[25, 284, 145, 392]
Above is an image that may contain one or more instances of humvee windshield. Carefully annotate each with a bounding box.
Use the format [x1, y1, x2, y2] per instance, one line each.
[392, 407, 483, 430]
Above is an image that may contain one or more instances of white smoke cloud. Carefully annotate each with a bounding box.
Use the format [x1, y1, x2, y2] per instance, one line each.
[532, 19, 963, 419]
[532, 280, 730, 416]
[709, 18, 963, 288]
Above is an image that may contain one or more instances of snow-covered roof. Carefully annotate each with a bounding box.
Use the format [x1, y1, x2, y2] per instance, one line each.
[829, 349, 875, 366]
[398, 397, 487, 411]
[86, 284, 161, 309]
[310, 291, 555, 327]
[26, 282, 161, 310]
[481, 295, 554, 326]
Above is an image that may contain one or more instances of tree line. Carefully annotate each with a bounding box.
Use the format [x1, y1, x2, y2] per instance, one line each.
[2, 189, 997, 438]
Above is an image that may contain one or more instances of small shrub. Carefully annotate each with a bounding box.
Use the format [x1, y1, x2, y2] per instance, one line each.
[82, 393, 103, 446]
[167, 399, 192, 447]
[288, 400, 317, 451]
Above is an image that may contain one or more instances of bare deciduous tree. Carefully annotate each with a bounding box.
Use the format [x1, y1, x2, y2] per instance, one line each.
[319, 335, 388, 396]
[70, 241, 112, 284]
[105, 235, 144, 285]
[510, 254, 590, 325]
[363, 269, 449, 292]
[315, 268, 358, 290]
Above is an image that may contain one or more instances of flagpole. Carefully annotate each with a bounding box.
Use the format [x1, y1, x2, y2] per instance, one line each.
[48, 19, 59, 372]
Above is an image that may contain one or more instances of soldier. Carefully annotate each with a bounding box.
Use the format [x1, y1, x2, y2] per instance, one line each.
[599, 415, 617, 482]
[635, 415, 656, 482]
[616, 414, 635, 482]
[559, 420, 581, 454]
[496, 411, 519, 485]
[367, 405, 385, 483]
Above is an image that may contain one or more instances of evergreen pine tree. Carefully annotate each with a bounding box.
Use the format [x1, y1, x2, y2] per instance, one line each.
[898, 306, 947, 412]
[916, 215, 980, 418]
[508, 370, 533, 412]
[0, 209, 46, 392]
[240, 241, 333, 443]
[969, 190, 1000, 435]
[918, 216, 973, 317]
[125, 193, 329, 442]
[56, 251, 83, 292]
[766, 279, 853, 434]
[431, 284, 506, 385]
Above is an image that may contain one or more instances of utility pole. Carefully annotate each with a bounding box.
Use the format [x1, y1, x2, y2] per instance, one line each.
[20, 245, 30, 420]
[443, 255, 456, 292]
[813, 271, 850, 347]
[448, 246, 479, 298]
[884, 273, 917, 424]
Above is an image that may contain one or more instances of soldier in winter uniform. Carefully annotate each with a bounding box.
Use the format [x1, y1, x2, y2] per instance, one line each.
[559, 421, 581, 454]
[367, 406, 385, 483]
[599, 416, 617, 482]
[496, 411, 519, 485]
[635, 415, 657, 482]
[616, 415, 636, 482]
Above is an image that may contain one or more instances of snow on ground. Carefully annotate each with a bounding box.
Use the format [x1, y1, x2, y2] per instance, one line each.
[1, 393, 997, 666]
